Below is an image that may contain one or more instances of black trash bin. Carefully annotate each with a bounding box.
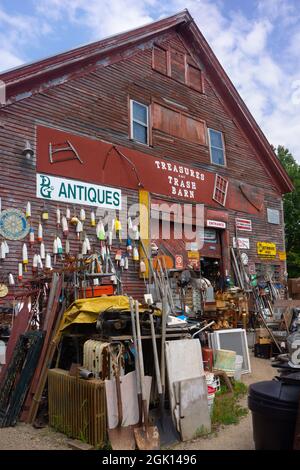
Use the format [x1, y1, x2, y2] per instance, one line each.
[248, 380, 300, 450]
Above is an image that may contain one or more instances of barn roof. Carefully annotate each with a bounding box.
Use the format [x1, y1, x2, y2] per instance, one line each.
[0, 9, 293, 193]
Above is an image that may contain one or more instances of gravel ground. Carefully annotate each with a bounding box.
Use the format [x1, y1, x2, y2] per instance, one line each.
[0, 351, 275, 450]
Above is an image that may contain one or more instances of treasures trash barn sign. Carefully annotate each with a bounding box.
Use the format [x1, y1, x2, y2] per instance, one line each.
[36, 173, 122, 209]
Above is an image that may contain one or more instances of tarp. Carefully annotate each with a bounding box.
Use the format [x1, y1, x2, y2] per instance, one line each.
[58, 295, 160, 332]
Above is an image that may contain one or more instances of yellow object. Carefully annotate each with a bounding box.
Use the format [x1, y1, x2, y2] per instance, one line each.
[257, 242, 276, 258]
[139, 190, 150, 279]
[57, 295, 161, 334]
[278, 251, 287, 261]
[114, 219, 122, 231]
[187, 250, 200, 260]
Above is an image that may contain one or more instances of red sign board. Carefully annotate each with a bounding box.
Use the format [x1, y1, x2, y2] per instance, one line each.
[36, 125, 219, 206]
[175, 255, 184, 269]
[235, 218, 252, 232]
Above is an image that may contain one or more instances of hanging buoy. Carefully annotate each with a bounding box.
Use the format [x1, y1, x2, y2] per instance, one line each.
[62, 216, 69, 237]
[128, 216, 133, 230]
[111, 275, 117, 285]
[76, 220, 83, 239]
[132, 225, 140, 241]
[4, 241, 9, 255]
[85, 237, 91, 252]
[18, 263, 23, 280]
[45, 253, 52, 269]
[22, 243, 28, 266]
[37, 254, 43, 269]
[29, 227, 35, 245]
[124, 257, 129, 270]
[8, 273, 15, 286]
[65, 239, 70, 255]
[66, 207, 71, 220]
[133, 246, 139, 261]
[140, 259, 146, 273]
[32, 254, 38, 272]
[115, 218, 122, 240]
[126, 238, 133, 253]
[120, 257, 125, 268]
[53, 238, 58, 254]
[90, 211, 96, 227]
[56, 208, 61, 226]
[26, 202, 31, 218]
[40, 242, 45, 259]
[71, 215, 79, 225]
[37, 223, 43, 242]
[57, 236, 63, 254]
[82, 239, 87, 255]
[41, 208, 49, 221]
[108, 231, 113, 247]
[0, 242, 5, 259]
[97, 221, 105, 240]
[101, 245, 106, 259]
[80, 208, 86, 221]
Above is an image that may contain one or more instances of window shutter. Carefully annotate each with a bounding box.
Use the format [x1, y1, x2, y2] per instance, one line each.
[152, 46, 168, 75]
[181, 115, 206, 145]
[187, 64, 203, 92]
[170, 48, 185, 83]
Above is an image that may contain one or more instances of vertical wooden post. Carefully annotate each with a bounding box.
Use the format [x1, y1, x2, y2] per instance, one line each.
[139, 190, 150, 279]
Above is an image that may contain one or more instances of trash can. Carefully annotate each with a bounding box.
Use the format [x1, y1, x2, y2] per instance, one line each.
[248, 380, 300, 450]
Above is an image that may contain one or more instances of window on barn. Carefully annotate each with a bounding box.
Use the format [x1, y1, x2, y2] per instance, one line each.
[208, 129, 226, 166]
[130, 100, 149, 145]
[213, 174, 228, 207]
[152, 45, 168, 75]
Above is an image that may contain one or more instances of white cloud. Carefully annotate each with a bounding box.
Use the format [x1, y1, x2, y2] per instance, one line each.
[0, 49, 23, 71]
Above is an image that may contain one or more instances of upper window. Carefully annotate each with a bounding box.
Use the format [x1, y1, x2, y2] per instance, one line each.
[130, 100, 149, 145]
[208, 129, 226, 166]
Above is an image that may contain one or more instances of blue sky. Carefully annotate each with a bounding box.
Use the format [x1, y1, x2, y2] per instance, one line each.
[1, 0, 300, 161]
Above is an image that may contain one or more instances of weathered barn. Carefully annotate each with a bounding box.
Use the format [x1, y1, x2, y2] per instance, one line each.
[0, 9, 293, 302]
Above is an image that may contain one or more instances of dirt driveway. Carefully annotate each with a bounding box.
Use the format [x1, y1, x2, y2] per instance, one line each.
[0, 352, 275, 450]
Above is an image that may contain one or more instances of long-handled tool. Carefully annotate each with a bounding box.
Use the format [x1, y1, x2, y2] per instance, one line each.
[107, 347, 135, 450]
[149, 312, 179, 446]
[129, 296, 142, 424]
[134, 300, 160, 450]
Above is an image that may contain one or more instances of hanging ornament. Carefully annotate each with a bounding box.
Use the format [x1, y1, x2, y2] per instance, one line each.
[53, 238, 58, 254]
[29, 227, 35, 245]
[37, 223, 43, 242]
[81, 239, 87, 255]
[140, 259, 146, 273]
[26, 202, 31, 218]
[101, 245, 107, 260]
[56, 236, 63, 254]
[22, 243, 28, 266]
[0, 242, 5, 259]
[126, 238, 133, 253]
[65, 239, 70, 255]
[80, 208, 86, 221]
[8, 273, 15, 286]
[66, 207, 71, 220]
[32, 254, 38, 272]
[96, 221, 105, 240]
[124, 257, 129, 270]
[40, 242, 45, 259]
[62, 216, 69, 237]
[133, 246, 139, 261]
[46, 253, 52, 269]
[132, 225, 140, 241]
[90, 211, 96, 227]
[18, 263, 23, 280]
[76, 220, 83, 239]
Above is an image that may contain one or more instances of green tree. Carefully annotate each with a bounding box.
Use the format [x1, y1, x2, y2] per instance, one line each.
[277, 146, 300, 277]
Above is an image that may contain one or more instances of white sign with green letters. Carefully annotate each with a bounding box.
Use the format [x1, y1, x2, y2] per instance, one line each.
[36, 173, 122, 209]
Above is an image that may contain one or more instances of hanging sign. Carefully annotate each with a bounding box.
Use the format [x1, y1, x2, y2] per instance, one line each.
[233, 237, 250, 250]
[207, 220, 226, 229]
[257, 242, 276, 258]
[187, 251, 200, 260]
[36, 173, 122, 209]
[175, 255, 184, 269]
[278, 251, 287, 261]
[235, 218, 252, 232]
